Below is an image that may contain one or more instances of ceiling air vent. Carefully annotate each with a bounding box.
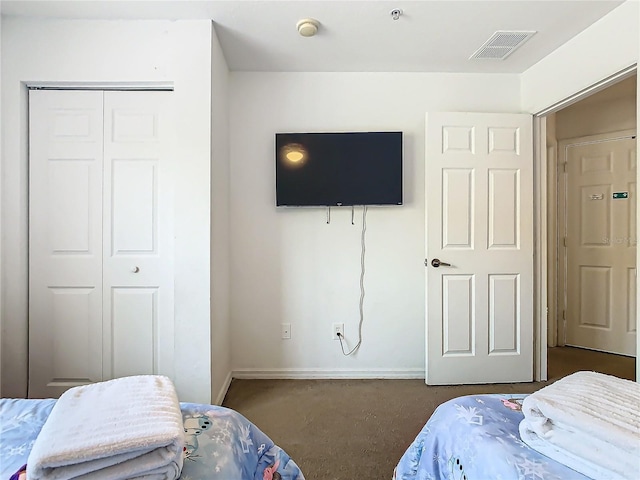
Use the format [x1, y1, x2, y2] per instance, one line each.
[470, 31, 536, 60]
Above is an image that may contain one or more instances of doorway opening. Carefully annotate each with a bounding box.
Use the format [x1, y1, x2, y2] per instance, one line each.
[546, 74, 637, 382]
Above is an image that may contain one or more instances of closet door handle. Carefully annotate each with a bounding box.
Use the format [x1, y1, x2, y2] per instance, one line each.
[132, 266, 140, 273]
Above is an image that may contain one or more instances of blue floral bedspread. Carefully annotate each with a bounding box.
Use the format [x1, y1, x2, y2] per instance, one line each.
[393, 394, 592, 480]
[0, 398, 305, 480]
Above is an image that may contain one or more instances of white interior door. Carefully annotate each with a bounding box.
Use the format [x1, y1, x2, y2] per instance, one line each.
[29, 90, 174, 398]
[102, 91, 175, 379]
[565, 136, 637, 356]
[29, 90, 104, 398]
[426, 112, 534, 384]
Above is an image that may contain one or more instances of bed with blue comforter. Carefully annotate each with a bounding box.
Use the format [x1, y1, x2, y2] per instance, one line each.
[393, 394, 592, 480]
[0, 398, 305, 480]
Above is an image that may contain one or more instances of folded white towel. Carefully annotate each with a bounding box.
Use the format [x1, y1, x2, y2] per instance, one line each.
[27, 375, 185, 480]
[519, 371, 640, 480]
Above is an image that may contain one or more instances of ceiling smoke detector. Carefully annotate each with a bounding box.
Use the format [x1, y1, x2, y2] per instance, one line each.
[297, 18, 320, 37]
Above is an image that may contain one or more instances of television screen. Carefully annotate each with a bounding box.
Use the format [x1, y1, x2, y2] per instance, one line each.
[275, 131, 403, 207]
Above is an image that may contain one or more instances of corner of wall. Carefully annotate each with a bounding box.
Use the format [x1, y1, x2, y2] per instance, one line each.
[520, 1, 638, 113]
[210, 21, 232, 405]
[214, 371, 233, 405]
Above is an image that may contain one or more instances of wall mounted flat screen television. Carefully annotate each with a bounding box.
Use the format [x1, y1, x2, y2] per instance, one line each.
[275, 131, 403, 207]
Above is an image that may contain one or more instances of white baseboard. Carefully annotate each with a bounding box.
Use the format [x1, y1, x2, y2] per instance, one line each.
[214, 371, 233, 405]
[231, 368, 425, 380]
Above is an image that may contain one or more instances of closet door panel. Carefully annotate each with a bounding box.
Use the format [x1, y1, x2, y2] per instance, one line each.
[28, 90, 104, 398]
[111, 159, 157, 254]
[102, 91, 175, 380]
[111, 287, 158, 377]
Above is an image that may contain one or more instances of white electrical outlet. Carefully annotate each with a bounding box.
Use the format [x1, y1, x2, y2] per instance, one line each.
[281, 323, 291, 339]
[332, 323, 344, 340]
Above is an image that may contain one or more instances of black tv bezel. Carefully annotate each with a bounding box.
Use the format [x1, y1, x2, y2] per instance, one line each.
[275, 131, 403, 208]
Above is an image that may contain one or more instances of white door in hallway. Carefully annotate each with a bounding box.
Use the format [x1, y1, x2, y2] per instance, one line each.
[425, 112, 534, 384]
[29, 90, 175, 398]
[565, 135, 637, 356]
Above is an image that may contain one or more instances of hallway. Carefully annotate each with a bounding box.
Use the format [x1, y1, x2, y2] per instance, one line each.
[547, 346, 635, 381]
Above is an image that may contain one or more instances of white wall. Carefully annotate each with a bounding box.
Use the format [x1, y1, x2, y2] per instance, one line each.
[0, 16, 3, 398]
[555, 77, 636, 140]
[210, 25, 232, 404]
[229, 72, 521, 376]
[521, 0, 638, 113]
[1, 18, 213, 403]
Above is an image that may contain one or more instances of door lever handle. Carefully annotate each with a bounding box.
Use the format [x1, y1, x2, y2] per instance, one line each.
[431, 258, 451, 268]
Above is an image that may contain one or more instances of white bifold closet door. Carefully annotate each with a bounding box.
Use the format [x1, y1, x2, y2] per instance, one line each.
[29, 89, 174, 398]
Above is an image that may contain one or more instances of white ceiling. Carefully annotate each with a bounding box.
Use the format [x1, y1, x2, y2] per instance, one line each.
[0, 0, 626, 73]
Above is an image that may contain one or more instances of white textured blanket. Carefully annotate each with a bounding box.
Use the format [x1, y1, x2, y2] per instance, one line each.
[519, 371, 640, 480]
[27, 375, 185, 480]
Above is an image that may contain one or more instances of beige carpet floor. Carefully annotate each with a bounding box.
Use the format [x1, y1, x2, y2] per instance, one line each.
[222, 347, 635, 480]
